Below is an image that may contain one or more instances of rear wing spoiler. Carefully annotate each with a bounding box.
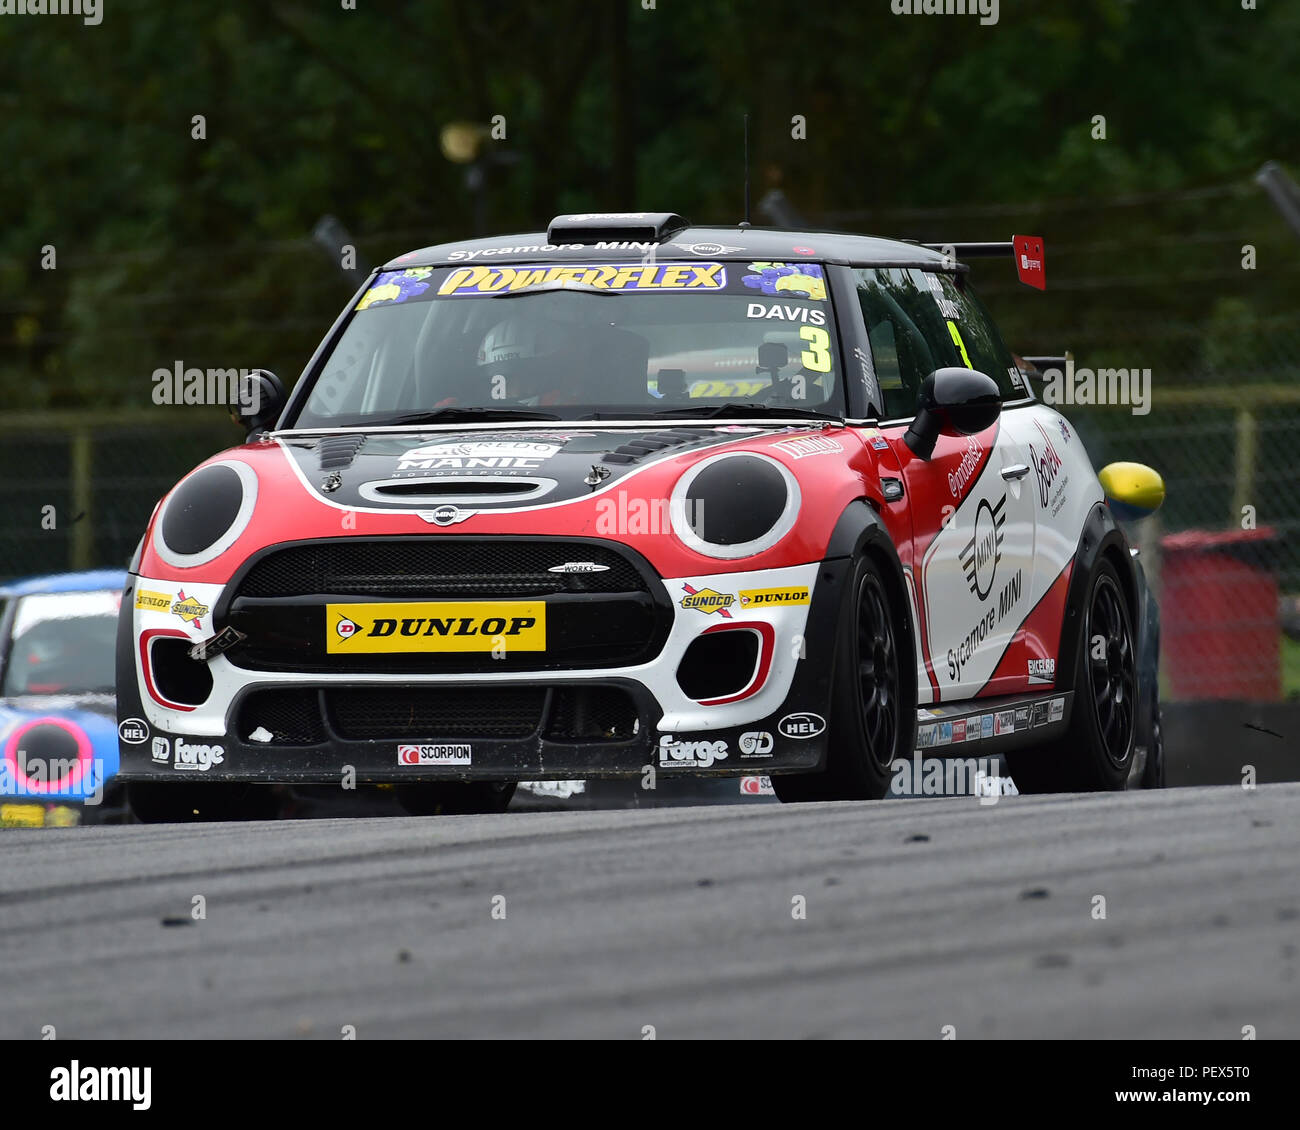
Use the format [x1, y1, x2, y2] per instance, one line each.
[922, 235, 1046, 290]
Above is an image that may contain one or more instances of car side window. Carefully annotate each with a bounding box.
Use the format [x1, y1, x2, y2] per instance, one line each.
[930, 273, 1023, 402]
[854, 267, 1021, 419]
[853, 268, 937, 419]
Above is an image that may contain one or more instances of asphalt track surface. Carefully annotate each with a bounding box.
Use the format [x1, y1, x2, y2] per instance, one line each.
[1, 783, 1297, 1039]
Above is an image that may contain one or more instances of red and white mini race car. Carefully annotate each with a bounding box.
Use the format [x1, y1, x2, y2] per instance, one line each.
[116, 213, 1165, 818]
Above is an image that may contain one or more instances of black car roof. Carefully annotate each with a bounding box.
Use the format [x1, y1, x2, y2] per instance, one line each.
[383, 224, 956, 271]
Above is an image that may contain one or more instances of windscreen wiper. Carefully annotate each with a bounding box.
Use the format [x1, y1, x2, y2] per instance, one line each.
[386, 406, 562, 426]
[490, 281, 620, 298]
[652, 403, 841, 421]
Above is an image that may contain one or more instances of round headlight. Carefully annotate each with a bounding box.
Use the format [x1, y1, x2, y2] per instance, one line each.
[153, 460, 258, 568]
[670, 452, 801, 559]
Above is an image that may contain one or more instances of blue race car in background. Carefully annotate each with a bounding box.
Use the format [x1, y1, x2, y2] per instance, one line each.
[0, 569, 127, 827]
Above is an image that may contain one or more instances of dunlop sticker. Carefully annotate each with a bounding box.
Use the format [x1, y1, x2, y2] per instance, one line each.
[327, 601, 545, 653]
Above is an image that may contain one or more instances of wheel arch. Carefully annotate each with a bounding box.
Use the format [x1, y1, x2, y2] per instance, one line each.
[826, 499, 918, 723]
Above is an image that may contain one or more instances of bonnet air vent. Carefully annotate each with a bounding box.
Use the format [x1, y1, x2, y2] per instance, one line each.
[546, 212, 689, 246]
[316, 434, 366, 471]
[602, 429, 708, 465]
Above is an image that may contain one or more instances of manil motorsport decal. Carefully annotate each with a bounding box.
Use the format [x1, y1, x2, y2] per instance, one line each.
[396, 439, 560, 472]
[327, 601, 545, 653]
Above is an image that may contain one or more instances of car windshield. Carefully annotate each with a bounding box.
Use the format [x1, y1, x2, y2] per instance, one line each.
[291, 260, 844, 426]
[2, 591, 120, 698]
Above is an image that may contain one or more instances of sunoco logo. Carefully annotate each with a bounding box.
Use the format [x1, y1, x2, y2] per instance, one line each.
[679, 585, 735, 617]
[960, 494, 1006, 600]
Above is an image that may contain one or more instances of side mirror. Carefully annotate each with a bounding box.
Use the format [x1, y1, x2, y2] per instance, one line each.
[903, 367, 1001, 460]
[1099, 461, 1165, 520]
[229, 369, 286, 439]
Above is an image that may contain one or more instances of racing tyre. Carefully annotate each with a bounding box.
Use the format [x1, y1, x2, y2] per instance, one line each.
[1141, 696, 1165, 789]
[774, 553, 912, 802]
[128, 782, 279, 823]
[1007, 558, 1137, 792]
[396, 781, 517, 816]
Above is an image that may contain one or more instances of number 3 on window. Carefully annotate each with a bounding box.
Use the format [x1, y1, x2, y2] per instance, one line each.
[799, 326, 832, 373]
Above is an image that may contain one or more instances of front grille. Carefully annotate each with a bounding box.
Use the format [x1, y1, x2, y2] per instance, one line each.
[223, 537, 669, 674]
[232, 684, 642, 745]
[546, 686, 639, 741]
[329, 686, 545, 740]
[234, 538, 647, 599]
[238, 688, 328, 745]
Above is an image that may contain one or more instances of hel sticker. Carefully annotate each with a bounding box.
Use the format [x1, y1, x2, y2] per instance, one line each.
[326, 601, 546, 653]
[1013, 235, 1046, 290]
[437, 262, 726, 296]
[356, 268, 435, 310]
[741, 262, 827, 301]
[135, 588, 172, 611]
[738, 587, 810, 607]
[679, 585, 734, 617]
[398, 744, 472, 766]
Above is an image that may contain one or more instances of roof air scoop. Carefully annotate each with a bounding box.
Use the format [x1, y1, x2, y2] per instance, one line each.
[546, 212, 689, 246]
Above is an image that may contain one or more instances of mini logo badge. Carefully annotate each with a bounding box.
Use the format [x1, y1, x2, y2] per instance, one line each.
[778, 712, 826, 740]
[118, 718, 149, 744]
[418, 505, 474, 526]
[960, 495, 1007, 600]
